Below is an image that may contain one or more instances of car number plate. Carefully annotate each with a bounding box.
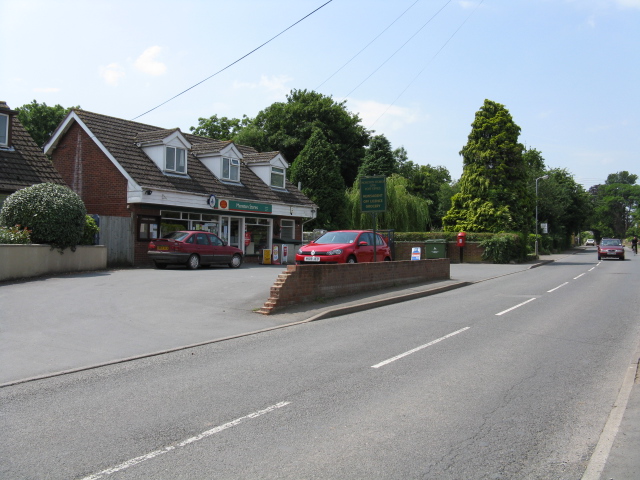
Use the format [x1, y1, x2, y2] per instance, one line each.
[304, 256, 321, 262]
[157, 246, 169, 251]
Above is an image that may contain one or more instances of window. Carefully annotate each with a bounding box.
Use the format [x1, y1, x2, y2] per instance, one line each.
[222, 157, 240, 182]
[281, 219, 295, 240]
[271, 166, 285, 188]
[0, 114, 8, 146]
[195, 233, 210, 245]
[166, 146, 186, 174]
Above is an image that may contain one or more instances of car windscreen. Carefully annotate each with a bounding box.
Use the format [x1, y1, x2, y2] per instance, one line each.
[314, 232, 357, 244]
[601, 239, 621, 246]
[163, 231, 190, 241]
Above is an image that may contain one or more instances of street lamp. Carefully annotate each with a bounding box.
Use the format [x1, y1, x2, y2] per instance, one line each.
[535, 175, 549, 258]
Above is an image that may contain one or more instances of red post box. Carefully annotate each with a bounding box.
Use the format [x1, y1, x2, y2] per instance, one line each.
[457, 231, 466, 247]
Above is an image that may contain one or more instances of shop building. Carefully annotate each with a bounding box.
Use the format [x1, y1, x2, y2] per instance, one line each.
[44, 109, 317, 266]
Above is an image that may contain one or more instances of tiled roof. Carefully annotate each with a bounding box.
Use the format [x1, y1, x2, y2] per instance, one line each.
[134, 128, 181, 144]
[243, 151, 280, 164]
[0, 113, 67, 193]
[71, 110, 315, 208]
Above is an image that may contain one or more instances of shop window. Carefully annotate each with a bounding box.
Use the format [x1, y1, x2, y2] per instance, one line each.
[281, 219, 295, 240]
[138, 215, 160, 241]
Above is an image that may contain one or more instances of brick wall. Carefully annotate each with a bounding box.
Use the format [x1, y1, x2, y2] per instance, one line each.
[395, 241, 485, 263]
[51, 123, 129, 217]
[260, 259, 450, 314]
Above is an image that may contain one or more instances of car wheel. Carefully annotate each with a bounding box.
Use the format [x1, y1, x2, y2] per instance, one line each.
[154, 262, 167, 269]
[383, 256, 391, 261]
[228, 254, 243, 268]
[187, 254, 200, 269]
[620, 256, 625, 260]
[347, 255, 357, 264]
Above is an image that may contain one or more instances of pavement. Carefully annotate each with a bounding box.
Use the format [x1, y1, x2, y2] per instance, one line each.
[1, 247, 638, 479]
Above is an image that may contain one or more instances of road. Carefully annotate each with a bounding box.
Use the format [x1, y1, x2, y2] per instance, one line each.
[2, 251, 639, 479]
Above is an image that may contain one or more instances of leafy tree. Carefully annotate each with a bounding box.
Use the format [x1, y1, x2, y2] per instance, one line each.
[589, 171, 640, 238]
[358, 134, 396, 177]
[16, 100, 80, 148]
[443, 99, 528, 233]
[235, 89, 370, 187]
[345, 175, 430, 231]
[290, 128, 346, 230]
[0, 183, 86, 250]
[189, 114, 250, 140]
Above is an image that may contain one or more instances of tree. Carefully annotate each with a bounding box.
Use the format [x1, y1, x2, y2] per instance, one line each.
[358, 134, 396, 177]
[443, 100, 528, 233]
[234, 89, 370, 187]
[0, 183, 86, 250]
[590, 171, 640, 238]
[290, 128, 347, 230]
[16, 100, 80, 148]
[189, 114, 249, 140]
[345, 175, 431, 231]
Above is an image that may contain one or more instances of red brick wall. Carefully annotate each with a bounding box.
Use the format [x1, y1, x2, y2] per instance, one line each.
[260, 259, 450, 314]
[51, 122, 129, 217]
[395, 241, 485, 263]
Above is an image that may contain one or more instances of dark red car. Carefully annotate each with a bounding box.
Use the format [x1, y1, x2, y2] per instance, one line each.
[597, 238, 625, 261]
[296, 230, 392, 264]
[148, 231, 243, 269]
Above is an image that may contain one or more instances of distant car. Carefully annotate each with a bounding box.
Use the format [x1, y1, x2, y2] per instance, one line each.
[585, 239, 595, 246]
[296, 230, 392, 264]
[597, 238, 625, 261]
[148, 231, 243, 269]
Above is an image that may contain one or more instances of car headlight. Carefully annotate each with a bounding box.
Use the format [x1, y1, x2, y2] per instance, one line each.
[325, 249, 343, 255]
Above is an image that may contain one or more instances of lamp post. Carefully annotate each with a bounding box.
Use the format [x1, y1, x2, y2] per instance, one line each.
[535, 175, 549, 258]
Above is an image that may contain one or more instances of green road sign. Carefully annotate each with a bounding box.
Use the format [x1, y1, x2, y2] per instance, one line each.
[360, 176, 387, 212]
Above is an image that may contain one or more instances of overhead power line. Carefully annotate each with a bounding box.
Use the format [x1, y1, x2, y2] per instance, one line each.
[131, 0, 333, 121]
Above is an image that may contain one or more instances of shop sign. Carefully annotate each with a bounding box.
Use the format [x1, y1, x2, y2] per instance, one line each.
[360, 176, 386, 212]
[216, 199, 272, 213]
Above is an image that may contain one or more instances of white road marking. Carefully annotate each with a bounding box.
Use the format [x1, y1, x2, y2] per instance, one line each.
[495, 298, 536, 316]
[80, 401, 291, 480]
[547, 282, 569, 293]
[574, 273, 586, 280]
[588, 267, 595, 271]
[371, 327, 470, 368]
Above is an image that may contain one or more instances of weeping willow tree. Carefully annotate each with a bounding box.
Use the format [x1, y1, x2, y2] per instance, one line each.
[345, 174, 431, 231]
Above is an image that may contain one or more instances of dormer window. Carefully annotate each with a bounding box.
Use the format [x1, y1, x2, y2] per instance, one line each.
[166, 146, 186, 174]
[271, 166, 285, 189]
[222, 157, 240, 182]
[0, 114, 8, 146]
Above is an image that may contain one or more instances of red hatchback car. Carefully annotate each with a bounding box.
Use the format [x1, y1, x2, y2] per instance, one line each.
[148, 231, 243, 269]
[296, 230, 392, 264]
[597, 238, 625, 261]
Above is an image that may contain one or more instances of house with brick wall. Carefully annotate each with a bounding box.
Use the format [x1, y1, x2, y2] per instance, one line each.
[44, 109, 317, 266]
[0, 101, 67, 207]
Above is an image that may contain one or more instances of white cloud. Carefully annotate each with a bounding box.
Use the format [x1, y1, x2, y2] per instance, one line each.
[135, 46, 167, 76]
[348, 98, 421, 132]
[614, 0, 640, 8]
[233, 74, 292, 95]
[100, 63, 125, 86]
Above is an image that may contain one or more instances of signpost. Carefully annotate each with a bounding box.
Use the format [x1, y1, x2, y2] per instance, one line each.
[360, 176, 387, 262]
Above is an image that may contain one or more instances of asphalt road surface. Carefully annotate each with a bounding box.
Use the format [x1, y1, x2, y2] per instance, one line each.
[2, 252, 639, 479]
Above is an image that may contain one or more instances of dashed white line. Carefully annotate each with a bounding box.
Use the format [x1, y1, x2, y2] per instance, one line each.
[80, 401, 291, 480]
[495, 298, 536, 316]
[548, 282, 569, 293]
[574, 273, 586, 280]
[371, 327, 470, 368]
[589, 267, 596, 271]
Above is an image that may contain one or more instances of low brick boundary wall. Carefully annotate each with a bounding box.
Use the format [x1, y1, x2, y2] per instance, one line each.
[0, 245, 107, 282]
[260, 259, 450, 314]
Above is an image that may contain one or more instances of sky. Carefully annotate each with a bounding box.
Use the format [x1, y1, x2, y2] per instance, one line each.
[2, 0, 639, 189]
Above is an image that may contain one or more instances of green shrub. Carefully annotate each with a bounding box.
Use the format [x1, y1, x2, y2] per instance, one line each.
[0, 183, 87, 251]
[0, 225, 32, 244]
[80, 215, 99, 245]
[480, 233, 524, 263]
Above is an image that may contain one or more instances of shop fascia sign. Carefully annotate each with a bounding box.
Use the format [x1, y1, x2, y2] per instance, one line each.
[214, 197, 272, 214]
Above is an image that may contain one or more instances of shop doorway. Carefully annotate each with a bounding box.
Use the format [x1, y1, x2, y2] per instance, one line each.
[221, 217, 241, 250]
